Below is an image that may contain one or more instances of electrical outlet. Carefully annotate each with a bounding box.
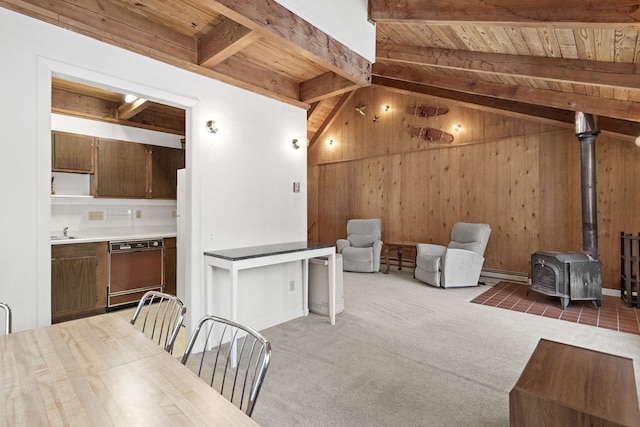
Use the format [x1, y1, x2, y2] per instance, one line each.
[289, 280, 295, 292]
[135, 210, 142, 219]
[171, 210, 177, 218]
[88, 211, 104, 221]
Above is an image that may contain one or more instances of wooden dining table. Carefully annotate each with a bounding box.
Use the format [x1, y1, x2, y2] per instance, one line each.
[0, 313, 259, 426]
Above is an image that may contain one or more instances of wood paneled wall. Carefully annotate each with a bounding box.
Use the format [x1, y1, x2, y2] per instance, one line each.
[307, 85, 640, 289]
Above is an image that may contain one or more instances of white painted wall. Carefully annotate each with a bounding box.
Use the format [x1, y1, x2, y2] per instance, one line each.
[276, 0, 376, 62]
[0, 7, 307, 333]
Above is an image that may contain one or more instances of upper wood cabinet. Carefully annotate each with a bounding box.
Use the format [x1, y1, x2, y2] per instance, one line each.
[93, 138, 148, 198]
[51, 131, 94, 173]
[150, 146, 185, 199]
[92, 138, 185, 199]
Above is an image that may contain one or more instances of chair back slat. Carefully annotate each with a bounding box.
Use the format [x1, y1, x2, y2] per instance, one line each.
[131, 291, 186, 354]
[181, 315, 271, 417]
[0, 302, 11, 334]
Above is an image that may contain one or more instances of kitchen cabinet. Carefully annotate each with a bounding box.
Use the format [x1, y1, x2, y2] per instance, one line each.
[163, 237, 177, 296]
[150, 146, 185, 199]
[92, 138, 184, 199]
[51, 131, 94, 173]
[51, 242, 107, 323]
[93, 138, 148, 198]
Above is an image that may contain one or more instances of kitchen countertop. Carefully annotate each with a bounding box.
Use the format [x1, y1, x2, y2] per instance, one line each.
[51, 226, 176, 245]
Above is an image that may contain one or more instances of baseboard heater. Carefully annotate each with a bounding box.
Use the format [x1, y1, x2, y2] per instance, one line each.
[480, 268, 529, 285]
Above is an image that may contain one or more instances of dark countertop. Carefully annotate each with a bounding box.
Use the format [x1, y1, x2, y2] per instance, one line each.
[204, 241, 335, 261]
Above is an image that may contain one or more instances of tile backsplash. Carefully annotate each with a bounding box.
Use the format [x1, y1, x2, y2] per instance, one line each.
[51, 172, 177, 235]
[51, 198, 177, 235]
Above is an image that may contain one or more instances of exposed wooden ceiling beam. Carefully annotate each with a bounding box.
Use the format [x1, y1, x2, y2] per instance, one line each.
[198, 18, 261, 68]
[373, 63, 640, 122]
[369, 0, 640, 25]
[0, 0, 370, 107]
[198, 0, 371, 86]
[214, 56, 300, 101]
[0, 0, 197, 61]
[373, 76, 640, 138]
[117, 98, 150, 120]
[300, 72, 362, 104]
[307, 101, 321, 120]
[308, 90, 358, 150]
[377, 44, 640, 91]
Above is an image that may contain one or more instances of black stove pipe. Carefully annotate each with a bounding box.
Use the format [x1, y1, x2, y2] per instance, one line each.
[575, 112, 600, 260]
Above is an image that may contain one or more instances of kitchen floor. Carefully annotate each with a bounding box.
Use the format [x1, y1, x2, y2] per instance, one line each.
[111, 305, 187, 358]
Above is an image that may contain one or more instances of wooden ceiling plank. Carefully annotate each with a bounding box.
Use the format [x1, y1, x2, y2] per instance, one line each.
[198, 17, 261, 68]
[195, 0, 371, 86]
[369, 0, 640, 25]
[308, 91, 358, 149]
[377, 44, 640, 91]
[373, 63, 640, 122]
[117, 98, 151, 120]
[300, 72, 361, 104]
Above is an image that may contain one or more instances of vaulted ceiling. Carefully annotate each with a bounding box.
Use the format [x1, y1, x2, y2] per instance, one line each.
[4, 0, 640, 140]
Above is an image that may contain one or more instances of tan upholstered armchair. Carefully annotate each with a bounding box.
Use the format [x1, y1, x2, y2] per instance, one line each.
[415, 222, 491, 288]
[336, 219, 383, 273]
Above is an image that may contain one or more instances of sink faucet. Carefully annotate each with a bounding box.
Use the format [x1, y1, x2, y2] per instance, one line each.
[63, 227, 69, 238]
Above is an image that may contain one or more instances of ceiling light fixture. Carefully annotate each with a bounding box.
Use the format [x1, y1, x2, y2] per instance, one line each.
[124, 94, 137, 103]
[452, 124, 462, 132]
[382, 105, 390, 112]
[327, 139, 334, 146]
[355, 105, 367, 116]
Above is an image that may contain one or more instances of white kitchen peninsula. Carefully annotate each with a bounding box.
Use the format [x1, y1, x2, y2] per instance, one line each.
[204, 242, 338, 325]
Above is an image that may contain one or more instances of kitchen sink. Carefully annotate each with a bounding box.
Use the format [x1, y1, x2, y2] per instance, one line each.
[51, 236, 77, 241]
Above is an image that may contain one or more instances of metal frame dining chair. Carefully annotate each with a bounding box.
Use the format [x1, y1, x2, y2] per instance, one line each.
[130, 291, 186, 354]
[0, 301, 11, 334]
[181, 315, 272, 417]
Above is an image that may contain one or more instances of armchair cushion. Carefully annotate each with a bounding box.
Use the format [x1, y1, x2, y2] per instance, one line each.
[350, 233, 380, 248]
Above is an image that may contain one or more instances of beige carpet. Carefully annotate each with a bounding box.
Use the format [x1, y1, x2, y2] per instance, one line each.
[250, 270, 640, 427]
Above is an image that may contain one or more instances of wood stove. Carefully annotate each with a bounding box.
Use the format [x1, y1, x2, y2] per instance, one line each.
[530, 251, 602, 310]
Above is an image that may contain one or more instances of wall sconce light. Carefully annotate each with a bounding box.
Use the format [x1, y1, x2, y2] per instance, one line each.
[452, 124, 462, 132]
[205, 120, 219, 134]
[327, 139, 334, 146]
[382, 105, 390, 112]
[635, 135, 640, 147]
[124, 94, 137, 103]
[292, 138, 301, 149]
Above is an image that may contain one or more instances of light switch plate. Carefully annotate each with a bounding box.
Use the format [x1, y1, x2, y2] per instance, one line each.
[293, 182, 300, 193]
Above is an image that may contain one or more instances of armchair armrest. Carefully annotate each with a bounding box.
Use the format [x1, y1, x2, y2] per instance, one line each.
[416, 243, 447, 257]
[442, 248, 485, 287]
[372, 240, 383, 271]
[336, 239, 351, 253]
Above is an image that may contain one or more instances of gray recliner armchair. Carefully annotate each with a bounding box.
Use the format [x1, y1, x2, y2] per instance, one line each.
[415, 222, 491, 288]
[337, 219, 383, 272]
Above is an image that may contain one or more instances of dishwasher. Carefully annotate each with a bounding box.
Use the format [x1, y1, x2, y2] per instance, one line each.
[108, 239, 164, 308]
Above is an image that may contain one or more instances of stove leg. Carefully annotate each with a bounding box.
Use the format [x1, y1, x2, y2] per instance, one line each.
[561, 297, 569, 310]
[592, 299, 601, 309]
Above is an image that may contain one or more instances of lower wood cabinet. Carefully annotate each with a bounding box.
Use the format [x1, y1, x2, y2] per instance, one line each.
[163, 237, 177, 296]
[51, 242, 107, 323]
